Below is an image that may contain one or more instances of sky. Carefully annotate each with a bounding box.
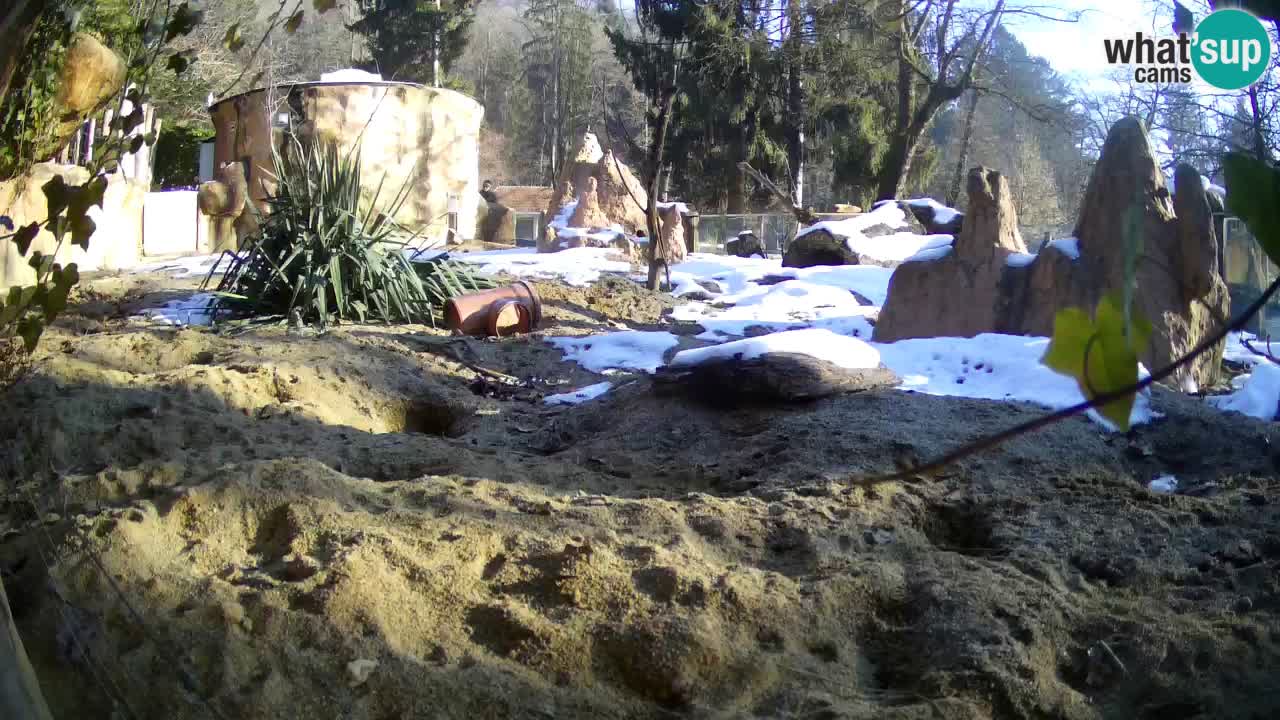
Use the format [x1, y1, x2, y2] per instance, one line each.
[1003, 0, 1160, 79]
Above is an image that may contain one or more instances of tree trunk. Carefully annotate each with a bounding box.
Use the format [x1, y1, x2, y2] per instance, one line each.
[1, 575, 53, 720]
[646, 87, 677, 290]
[785, 0, 806, 208]
[946, 89, 981, 207]
[0, 0, 47, 102]
[1248, 85, 1268, 161]
[878, 3, 917, 202]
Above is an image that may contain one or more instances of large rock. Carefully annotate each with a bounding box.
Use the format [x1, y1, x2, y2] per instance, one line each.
[597, 149, 650, 233]
[725, 232, 766, 258]
[545, 132, 605, 223]
[655, 204, 687, 266]
[782, 229, 860, 268]
[874, 168, 1026, 341]
[568, 177, 612, 230]
[44, 34, 126, 161]
[873, 117, 1230, 389]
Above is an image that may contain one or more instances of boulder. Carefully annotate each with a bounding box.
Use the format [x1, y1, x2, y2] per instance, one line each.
[568, 177, 612, 230]
[597, 149, 650, 233]
[861, 203, 928, 238]
[873, 168, 1025, 342]
[725, 232, 766, 258]
[44, 33, 126, 161]
[545, 132, 604, 223]
[782, 229, 860, 268]
[655, 204, 687, 266]
[654, 352, 899, 404]
[198, 162, 253, 252]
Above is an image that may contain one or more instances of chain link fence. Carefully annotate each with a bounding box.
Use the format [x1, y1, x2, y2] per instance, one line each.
[692, 214, 799, 255]
[1222, 215, 1280, 337]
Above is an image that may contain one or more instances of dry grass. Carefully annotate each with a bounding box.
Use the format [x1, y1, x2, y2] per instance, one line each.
[0, 338, 31, 392]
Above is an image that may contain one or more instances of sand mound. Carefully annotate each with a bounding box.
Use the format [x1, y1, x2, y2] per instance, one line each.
[2, 270, 1280, 720]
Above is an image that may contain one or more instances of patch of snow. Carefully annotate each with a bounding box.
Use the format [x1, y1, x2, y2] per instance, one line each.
[452, 247, 630, 287]
[137, 292, 219, 326]
[873, 333, 1153, 430]
[1148, 475, 1178, 493]
[771, 265, 896, 306]
[903, 244, 953, 263]
[1047, 237, 1080, 259]
[544, 381, 613, 405]
[1200, 174, 1227, 200]
[1223, 332, 1275, 367]
[796, 202, 908, 238]
[668, 254, 780, 295]
[131, 253, 236, 278]
[657, 201, 692, 215]
[1209, 362, 1280, 420]
[548, 331, 679, 374]
[546, 198, 626, 244]
[671, 328, 880, 370]
[849, 232, 954, 264]
[1005, 252, 1037, 268]
[319, 68, 383, 83]
[904, 197, 961, 224]
[796, 204, 950, 264]
[670, 278, 876, 342]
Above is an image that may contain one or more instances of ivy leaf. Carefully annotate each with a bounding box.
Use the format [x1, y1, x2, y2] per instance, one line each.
[69, 213, 96, 251]
[42, 175, 71, 220]
[56, 263, 80, 290]
[1223, 152, 1280, 266]
[1042, 294, 1152, 431]
[314, 0, 337, 12]
[27, 251, 53, 275]
[165, 2, 203, 42]
[129, 134, 145, 155]
[285, 10, 305, 34]
[224, 23, 245, 51]
[43, 283, 70, 322]
[13, 223, 39, 255]
[17, 315, 44, 352]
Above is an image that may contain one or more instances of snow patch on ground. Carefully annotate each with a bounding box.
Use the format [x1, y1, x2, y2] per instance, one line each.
[548, 331, 679, 374]
[873, 333, 1154, 429]
[1211, 361, 1280, 420]
[671, 328, 881, 370]
[1005, 252, 1037, 268]
[1149, 475, 1178, 493]
[670, 278, 876, 341]
[547, 199, 626, 244]
[904, 197, 961, 224]
[132, 253, 235, 278]
[452, 247, 630, 287]
[1047, 237, 1080, 259]
[544, 381, 613, 405]
[137, 292, 219, 326]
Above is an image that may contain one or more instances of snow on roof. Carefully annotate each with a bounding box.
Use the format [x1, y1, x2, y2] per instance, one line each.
[548, 331, 679, 374]
[904, 197, 961, 224]
[670, 328, 881, 370]
[319, 68, 384, 83]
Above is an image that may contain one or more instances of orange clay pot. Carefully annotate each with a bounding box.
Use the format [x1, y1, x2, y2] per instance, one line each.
[444, 281, 542, 336]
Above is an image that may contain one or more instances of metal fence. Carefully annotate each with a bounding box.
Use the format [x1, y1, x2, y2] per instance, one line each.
[1222, 215, 1280, 337]
[693, 213, 799, 255]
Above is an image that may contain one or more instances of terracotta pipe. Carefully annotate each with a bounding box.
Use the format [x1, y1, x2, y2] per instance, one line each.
[444, 281, 542, 336]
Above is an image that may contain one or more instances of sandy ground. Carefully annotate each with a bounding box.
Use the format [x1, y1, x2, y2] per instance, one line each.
[2, 267, 1279, 720]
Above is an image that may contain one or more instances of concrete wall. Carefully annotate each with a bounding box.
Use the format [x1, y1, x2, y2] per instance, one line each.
[1, 163, 145, 289]
[209, 82, 484, 247]
[143, 190, 206, 257]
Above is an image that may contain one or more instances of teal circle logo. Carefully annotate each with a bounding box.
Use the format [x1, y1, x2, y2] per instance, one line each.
[1192, 9, 1271, 90]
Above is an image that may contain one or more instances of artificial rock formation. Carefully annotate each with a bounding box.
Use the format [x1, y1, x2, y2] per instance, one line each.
[41, 33, 126, 162]
[655, 204, 688, 267]
[874, 168, 1027, 341]
[904, 201, 964, 236]
[726, 232, 766, 258]
[567, 177, 612, 230]
[543, 133, 652, 251]
[782, 230, 861, 268]
[197, 162, 252, 253]
[874, 116, 1230, 388]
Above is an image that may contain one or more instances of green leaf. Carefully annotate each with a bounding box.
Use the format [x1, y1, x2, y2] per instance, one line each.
[285, 10, 305, 34]
[165, 2, 203, 42]
[69, 213, 96, 250]
[1042, 294, 1152, 431]
[314, 0, 338, 12]
[1223, 152, 1280, 266]
[42, 175, 71, 220]
[128, 135, 145, 155]
[12, 223, 39, 255]
[223, 23, 245, 52]
[17, 315, 44, 352]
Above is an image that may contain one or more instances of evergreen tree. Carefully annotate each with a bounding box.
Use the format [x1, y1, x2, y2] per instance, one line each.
[351, 0, 480, 84]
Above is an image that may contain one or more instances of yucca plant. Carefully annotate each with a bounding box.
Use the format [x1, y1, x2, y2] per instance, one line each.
[204, 137, 493, 329]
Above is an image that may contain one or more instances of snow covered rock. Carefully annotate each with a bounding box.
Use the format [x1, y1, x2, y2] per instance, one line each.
[781, 228, 862, 268]
[725, 232, 766, 258]
[874, 167, 1028, 342]
[903, 198, 964, 235]
[782, 202, 938, 269]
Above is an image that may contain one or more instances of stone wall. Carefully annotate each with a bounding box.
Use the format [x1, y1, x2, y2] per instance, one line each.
[209, 82, 484, 248]
[1, 163, 144, 290]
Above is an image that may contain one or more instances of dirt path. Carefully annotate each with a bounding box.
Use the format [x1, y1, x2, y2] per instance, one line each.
[2, 271, 1278, 719]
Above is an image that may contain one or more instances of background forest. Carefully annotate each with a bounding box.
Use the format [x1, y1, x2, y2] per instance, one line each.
[123, 0, 1280, 238]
